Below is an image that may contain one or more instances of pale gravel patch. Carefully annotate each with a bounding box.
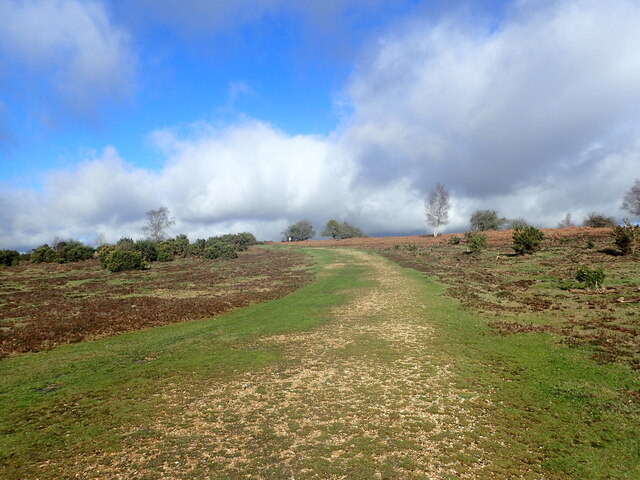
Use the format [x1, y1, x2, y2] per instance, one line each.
[78, 249, 497, 479]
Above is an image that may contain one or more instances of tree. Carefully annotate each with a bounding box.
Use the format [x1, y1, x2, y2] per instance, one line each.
[321, 220, 365, 239]
[283, 220, 315, 241]
[142, 207, 175, 242]
[470, 209, 506, 231]
[582, 212, 616, 228]
[622, 178, 640, 217]
[425, 183, 451, 237]
[508, 217, 530, 229]
[557, 213, 574, 228]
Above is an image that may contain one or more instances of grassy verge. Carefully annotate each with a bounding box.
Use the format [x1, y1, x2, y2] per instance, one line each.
[398, 264, 639, 479]
[0, 248, 368, 479]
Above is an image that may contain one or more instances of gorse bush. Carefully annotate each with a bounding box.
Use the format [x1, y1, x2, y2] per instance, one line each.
[575, 266, 606, 288]
[0, 249, 20, 267]
[204, 241, 238, 260]
[512, 226, 544, 255]
[97, 245, 116, 268]
[449, 235, 461, 245]
[133, 239, 158, 262]
[612, 221, 639, 255]
[465, 231, 487, 253]
[157, 242, 175, 262]
[105, 249, 146, 272]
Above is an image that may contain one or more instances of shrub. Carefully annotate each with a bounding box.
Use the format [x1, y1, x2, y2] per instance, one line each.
[30, 244, 57, 263]
[97, 245, 116, 268]
[465, 231, 487, 253]
[188, 238, 206, 257]
[116, 237, 135, 250]
[611, 221, 639, 255]
[105, 249, 145, 272]
[583, 213, 616, 228]
[173, 234, 190, 257]
[321, 220, 365, 239]
[449, 235, 461, 245]
[512, 226, 544, 255]
[157, 242, 175, 262]
[0, 249, 20, 267]
[134, 239, 158, 262]
[58, 241, 94, 262]
[204, 241, 238, 260]
[575, 266, 606, 288]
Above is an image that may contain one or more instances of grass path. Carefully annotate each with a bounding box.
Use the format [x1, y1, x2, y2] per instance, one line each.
[81, 249, 495, 479]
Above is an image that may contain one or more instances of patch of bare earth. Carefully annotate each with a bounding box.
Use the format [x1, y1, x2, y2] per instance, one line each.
[78, 249, 500, 479]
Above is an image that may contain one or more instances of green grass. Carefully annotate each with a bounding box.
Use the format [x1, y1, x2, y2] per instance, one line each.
[0, 248, 368, 479]
[398, 265, 639, 479]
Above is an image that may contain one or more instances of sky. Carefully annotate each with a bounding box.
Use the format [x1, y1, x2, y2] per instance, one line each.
[1, 0, 640, 251]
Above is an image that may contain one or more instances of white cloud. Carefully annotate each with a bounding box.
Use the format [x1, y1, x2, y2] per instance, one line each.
[342, 0, 640, 201]
[0, 0, 136, 119]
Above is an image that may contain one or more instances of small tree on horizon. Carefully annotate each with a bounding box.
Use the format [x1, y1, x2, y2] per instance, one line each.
[283, 220, 315, 241]
[425, 182, 450, 237]
[582, 212, 616, 228]
[622, 179, 640, 218]
[142, 207, 175, 242]
[557, 213, 574, 228]
[470, 209, 506, 231]
[321, 219, 365, 239]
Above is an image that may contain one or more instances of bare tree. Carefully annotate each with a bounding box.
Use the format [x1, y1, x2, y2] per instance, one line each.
[622, 179, 640, 217]
[425, 182, 451, 237]
[557, 213, 574, 228]
[143, 207, 175, 242]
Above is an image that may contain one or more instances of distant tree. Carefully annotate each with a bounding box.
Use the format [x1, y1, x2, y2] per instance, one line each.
[557, 213, 574, 228]
[582, 212, 616, 228]
[470, 209, 506, 231]
[321, 220, 365, 239]
[143, 207, 175, 242]
[283, 220, 315, 241]
[508, 217, 530, 229]
[622, 179, 640, 217]
[425, 182, 451, 237]
[94, 232, 107, 248]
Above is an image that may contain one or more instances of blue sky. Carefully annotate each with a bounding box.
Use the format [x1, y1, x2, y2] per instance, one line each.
[1, 0, 640, 250]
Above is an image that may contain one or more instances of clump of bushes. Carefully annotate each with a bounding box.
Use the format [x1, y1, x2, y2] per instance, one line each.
[157, 242, 175, 262]
[449, 235, 461, 245]
[0, 249, 21, 267]
[575, 266, 606, 288]
[104, 249, 146, 272]
[204, 241, 238, 260]
[612, 221, 639, 255]
[465, 231, 487, 253]
[30, 241, 94, 264]
[512, 225, 544, 255]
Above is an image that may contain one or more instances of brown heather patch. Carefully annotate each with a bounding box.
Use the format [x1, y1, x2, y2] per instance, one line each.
[0, 247, 313, 357]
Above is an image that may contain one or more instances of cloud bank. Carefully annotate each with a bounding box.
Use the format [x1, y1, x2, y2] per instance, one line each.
[2, 0, 640, 251]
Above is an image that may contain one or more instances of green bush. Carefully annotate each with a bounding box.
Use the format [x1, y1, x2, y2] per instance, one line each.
[465, 231, 487, 254]
[512, 225, 544, 255]
[575, 266, 606, 288]
[105, 249, 145, 272]
[97, 245, 116, 268]
[204, 241, 238, 260]
[173, 234, 190, 257]
[188, 238, 206, 257]
[134, 239, 158, 262]
[0, 249, 20, 267]
[157, 242, 175, 262]
[612, 222, 639, 255]
[30, 244, 58, 263]
[58, 241, 94, 262]
[449, 235, 461, 245]
[116, 237, 135, 250]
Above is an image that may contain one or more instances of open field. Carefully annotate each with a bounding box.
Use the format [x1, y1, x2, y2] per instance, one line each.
[1, 234, 639, 479]
[0, 247, 313, 357]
